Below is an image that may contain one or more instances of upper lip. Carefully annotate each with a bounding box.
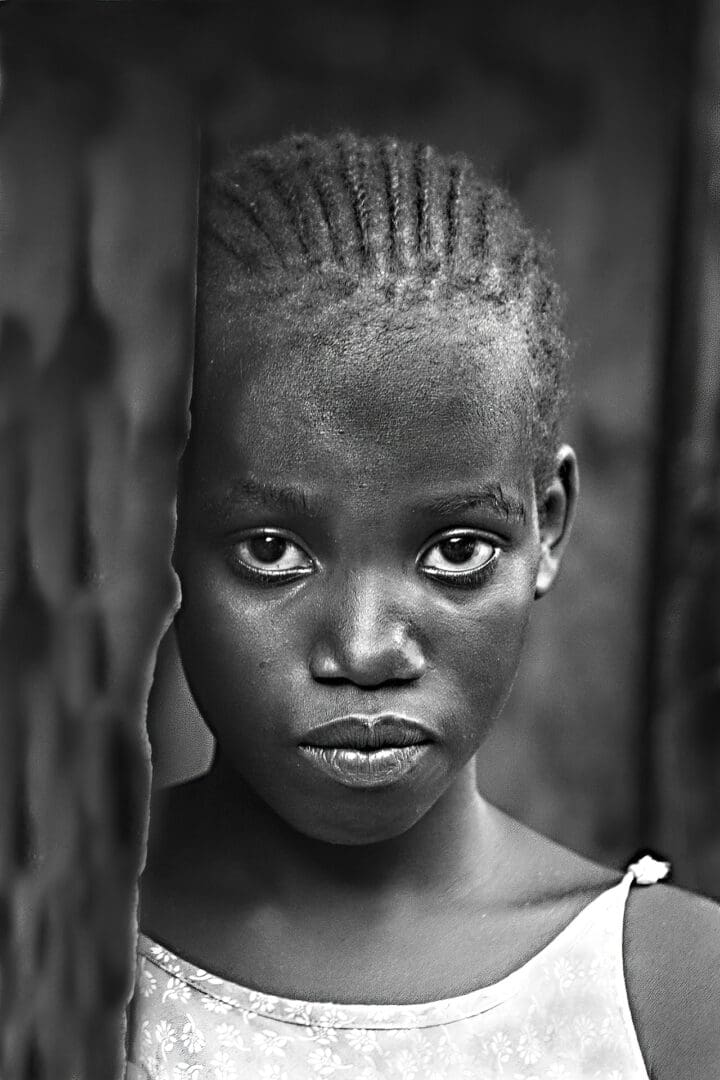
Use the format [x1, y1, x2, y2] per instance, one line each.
[300, 713, 433, 750]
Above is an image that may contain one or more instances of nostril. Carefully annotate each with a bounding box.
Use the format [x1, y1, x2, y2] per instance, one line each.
[312, 673, 417, 689]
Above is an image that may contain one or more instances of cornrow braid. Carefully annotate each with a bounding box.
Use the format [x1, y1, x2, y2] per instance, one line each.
[254, 151, 312, 262]
[414, 142, 432, 260]
[445, 159, 464, 267]
[338, 132, 374, 270]
[198, 131, 570, 483]
[381, 138, 402, 272]
[292, 135, 341, 270]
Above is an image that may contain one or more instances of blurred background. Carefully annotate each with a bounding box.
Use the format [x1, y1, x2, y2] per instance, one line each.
[1, 5, 719, 1074]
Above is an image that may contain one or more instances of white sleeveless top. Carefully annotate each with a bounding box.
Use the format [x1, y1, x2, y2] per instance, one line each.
[124, 856, 669, 1079]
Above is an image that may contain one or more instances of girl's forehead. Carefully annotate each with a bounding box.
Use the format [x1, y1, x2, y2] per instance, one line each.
[187, 296, 537, 514]
[200, 292, 533, 443]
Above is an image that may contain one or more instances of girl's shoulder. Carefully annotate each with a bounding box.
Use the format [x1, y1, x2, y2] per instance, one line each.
[624, 877, 720, 1080]
[491, 811, 720, 1078]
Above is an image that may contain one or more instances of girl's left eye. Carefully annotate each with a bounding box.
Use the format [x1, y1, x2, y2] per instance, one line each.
[419, 532, 498, 581]
[230, 532, 314, 578]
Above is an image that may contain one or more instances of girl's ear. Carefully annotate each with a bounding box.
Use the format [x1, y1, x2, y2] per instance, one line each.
[534, 444, 579, 599]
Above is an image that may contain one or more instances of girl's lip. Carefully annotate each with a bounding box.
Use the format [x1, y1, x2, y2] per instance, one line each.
[297, 744, 431, 788]
[300, 712, 434, 750]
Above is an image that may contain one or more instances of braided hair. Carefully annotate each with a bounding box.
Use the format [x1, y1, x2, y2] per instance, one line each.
[195, 132, 570, 487]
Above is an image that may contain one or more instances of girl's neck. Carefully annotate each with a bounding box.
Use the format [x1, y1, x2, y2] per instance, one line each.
[154, 755, 501, 914]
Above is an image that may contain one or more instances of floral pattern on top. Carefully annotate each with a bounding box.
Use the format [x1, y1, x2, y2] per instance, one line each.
[125, 866, 659, 1079]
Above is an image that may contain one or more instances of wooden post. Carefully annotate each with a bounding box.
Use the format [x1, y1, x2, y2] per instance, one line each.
[0, 13, 196, 1077]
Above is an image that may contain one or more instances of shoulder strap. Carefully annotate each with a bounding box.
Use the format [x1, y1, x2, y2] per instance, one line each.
[601, 855, 671, 1079]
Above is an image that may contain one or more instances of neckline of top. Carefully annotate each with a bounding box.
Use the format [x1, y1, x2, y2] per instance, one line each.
[135, 869, 636, 1030]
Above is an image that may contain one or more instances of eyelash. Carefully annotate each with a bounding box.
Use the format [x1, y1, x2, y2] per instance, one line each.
[229, 561, 309, 587]
[226, 531, 314, 587]
[226, 530, 500, 590]
[419, 551, 499, 590]
[415, 531, 499, 590]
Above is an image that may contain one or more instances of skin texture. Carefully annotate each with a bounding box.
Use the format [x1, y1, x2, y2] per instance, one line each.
[140, 291, 720, 1079]
[624, 884, 720, 1079]
[175, 294, 569, 847]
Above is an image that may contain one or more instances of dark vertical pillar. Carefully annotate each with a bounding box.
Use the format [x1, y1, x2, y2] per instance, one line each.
[643, 0, 720, 896]
[0, 13, 196, 1077]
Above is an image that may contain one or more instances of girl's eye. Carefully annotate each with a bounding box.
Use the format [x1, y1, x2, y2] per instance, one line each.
[229, 532, 314, 581]
[419, 532, 498, 585]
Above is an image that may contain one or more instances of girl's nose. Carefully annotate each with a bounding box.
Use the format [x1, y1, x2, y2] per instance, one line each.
[309, 575, 427, 687]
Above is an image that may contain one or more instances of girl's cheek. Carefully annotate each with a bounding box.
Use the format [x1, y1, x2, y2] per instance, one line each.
[454, 590, 533, 682]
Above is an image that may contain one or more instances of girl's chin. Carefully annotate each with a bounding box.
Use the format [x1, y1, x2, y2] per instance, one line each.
[276, 795, 439, 847]
[293, 818, 426, 847]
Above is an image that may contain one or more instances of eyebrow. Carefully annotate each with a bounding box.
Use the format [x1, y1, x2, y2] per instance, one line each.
[203, 478, 526, 524]
[416, 485, 527, 523]
[202, 478, 321, 519]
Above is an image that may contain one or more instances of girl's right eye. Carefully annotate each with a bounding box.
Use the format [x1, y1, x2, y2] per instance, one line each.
[228, 531, 315, 583]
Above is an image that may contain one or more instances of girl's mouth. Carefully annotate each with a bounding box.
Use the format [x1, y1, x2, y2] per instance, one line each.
[297, 712, 433, 787]
[297, 744, 430, 787]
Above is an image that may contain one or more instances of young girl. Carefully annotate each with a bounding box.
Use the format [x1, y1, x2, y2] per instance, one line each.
[124, 133, 720, 1079]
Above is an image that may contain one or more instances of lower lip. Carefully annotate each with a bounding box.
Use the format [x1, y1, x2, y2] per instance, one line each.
[297, 744, 431, 788]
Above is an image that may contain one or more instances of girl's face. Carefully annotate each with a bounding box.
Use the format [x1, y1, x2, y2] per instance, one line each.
[175, 297, 561, 845]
